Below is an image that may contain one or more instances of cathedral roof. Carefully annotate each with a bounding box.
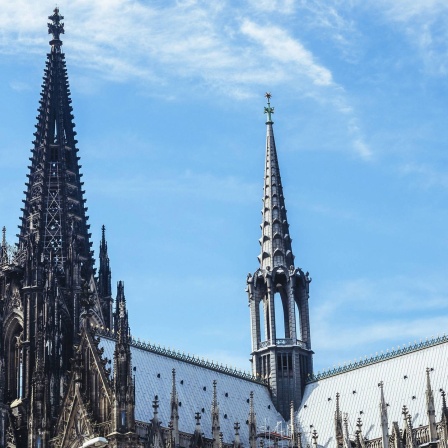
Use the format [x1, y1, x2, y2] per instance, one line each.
[297, 335, 448, 446]
[99, 333, 285, 446]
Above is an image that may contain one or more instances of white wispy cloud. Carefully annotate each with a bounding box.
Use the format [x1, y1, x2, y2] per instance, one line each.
[240, 19, 333, 87]
[373, 0, 448, 76]
[248, 0, 296, 15]
[399, 163, 448, 189]
[0, 0, 372, 159]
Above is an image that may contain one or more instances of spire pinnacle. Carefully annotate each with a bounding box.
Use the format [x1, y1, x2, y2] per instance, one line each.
[171, 368, 177, 399]
[335, 393, 343, 448]
[48, 7, 64, 46]
[212, 380, 218, 410]
[212, 380, 221, 448]
[379, 381, 389, 448]
[248, 392, 257, 448]
[195, 412, 202, 428]
[170, 368, 180, 446]
[264, 92, 274, 124]
[426, 368, 437, 441]
[152, 396, 160, 421]
[101, 224, 106, 246]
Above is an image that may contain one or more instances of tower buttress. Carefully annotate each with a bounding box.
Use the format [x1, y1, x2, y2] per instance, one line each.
[247, 93, 313, 418]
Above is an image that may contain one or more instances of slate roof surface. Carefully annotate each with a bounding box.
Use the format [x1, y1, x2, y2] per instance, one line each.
[297, 338, 448, 447]
[99, 337, 285, 446]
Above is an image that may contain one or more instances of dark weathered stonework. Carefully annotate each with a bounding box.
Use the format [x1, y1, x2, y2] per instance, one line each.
[0, 8, 113, 448]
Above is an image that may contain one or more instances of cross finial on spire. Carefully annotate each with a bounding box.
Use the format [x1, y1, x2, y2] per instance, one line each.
[48, 7, 65, 44]
[264, 92, 274, 124]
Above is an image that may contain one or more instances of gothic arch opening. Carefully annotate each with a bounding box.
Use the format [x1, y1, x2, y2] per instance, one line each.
[258, 299, 266, 342]
[274, 288, 290, 340]
[295, 301, 301, 343]
[4, 316, 24, 402]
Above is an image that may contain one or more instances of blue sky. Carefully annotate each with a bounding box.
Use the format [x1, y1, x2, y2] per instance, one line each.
[1, 0, 448, 374]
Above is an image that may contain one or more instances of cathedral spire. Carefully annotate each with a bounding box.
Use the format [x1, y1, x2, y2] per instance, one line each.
[259, 92, 294, 270]
[19, 7, 93, 274]
[247, 94, 313, 418]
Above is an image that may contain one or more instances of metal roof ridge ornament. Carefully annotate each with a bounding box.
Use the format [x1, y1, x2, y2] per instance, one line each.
[264, 92, 274, 124]
[93, 326, 266, 384]
[307, 333, 448, 383]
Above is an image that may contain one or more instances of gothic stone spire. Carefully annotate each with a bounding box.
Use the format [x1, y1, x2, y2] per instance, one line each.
[20, 7, 93, 273]
[0, 11, 107, 448]
[259, 92, 294, 270]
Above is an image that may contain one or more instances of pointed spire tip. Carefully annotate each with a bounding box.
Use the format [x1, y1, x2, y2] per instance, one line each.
[264, 93, 274, 124]
[48, 7, 65, 45]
